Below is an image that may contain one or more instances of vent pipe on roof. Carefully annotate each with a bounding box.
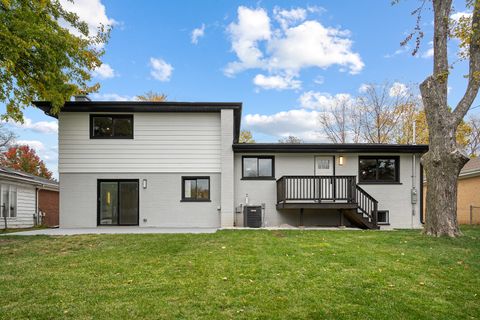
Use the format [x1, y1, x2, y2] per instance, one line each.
[74, 94, 91, 102]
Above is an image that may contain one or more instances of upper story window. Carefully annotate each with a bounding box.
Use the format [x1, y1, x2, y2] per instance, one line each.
[359, 156, 400, 184]
[0, 184, 17, 218]
[242, 156, 275, 180]
[90, 115, 133, 139]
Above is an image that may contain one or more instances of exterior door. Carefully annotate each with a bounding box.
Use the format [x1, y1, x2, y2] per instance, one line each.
[314, 156, 335, 200]
[98, 180, 139, 226]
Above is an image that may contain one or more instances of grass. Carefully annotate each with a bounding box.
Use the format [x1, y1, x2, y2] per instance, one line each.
[1, 227, 479, 320]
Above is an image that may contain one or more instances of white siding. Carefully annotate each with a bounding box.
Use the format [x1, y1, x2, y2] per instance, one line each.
[0, 180, 36, 228]
[58, 112, 221, 173]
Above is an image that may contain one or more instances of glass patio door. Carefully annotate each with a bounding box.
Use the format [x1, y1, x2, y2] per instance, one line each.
[98, 180, 139, 226]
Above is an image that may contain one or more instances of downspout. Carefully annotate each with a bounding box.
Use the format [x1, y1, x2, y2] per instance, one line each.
[35, 187, 39, 226]
[411, 121, 417, 228]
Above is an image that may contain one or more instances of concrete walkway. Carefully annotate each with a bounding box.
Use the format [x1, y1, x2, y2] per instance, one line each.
[4, 227, 218, 236]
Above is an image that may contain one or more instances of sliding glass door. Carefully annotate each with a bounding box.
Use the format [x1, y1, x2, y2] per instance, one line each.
[98, 180, 139, 226]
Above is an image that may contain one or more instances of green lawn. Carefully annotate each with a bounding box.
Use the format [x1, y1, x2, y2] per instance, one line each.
[1, 228, 479, 320]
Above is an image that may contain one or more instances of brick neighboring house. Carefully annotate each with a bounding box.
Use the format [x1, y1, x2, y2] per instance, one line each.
[0, 166, 59, 228]
[423, 157, 480, 224]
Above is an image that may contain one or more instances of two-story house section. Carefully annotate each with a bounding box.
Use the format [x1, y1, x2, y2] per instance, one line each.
[35, 97, 428, 230]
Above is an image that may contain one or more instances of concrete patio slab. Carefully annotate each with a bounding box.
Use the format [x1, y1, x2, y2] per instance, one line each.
[3, 227, 218, 236]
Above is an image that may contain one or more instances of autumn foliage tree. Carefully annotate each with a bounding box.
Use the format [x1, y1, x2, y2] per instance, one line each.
[1, 145, 53, 179]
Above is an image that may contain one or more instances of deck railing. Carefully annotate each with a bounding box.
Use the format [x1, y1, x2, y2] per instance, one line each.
[276, 176, 357, 203]
[276, 175, 378, 226]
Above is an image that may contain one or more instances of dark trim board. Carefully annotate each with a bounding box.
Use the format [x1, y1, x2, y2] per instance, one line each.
[97, 179, 140, 226]
[276, 202, 358, 210]
[233, 143, 428, 153]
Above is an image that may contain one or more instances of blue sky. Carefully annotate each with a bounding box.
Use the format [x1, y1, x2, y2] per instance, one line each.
[2, 0, 478, 179]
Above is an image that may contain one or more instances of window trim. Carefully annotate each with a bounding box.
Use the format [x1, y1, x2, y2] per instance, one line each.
[377, 210, 390, 225]
[0, 184, 17, 218]
[241, 156, 275, 180]
[181, 176, 211, 202]
[90, 114, 134, 139]
[358, 156, 400, 184]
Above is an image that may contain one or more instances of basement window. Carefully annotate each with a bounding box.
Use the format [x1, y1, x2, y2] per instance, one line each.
[377, 210, 389, 225]
[90, 115, 134, 139]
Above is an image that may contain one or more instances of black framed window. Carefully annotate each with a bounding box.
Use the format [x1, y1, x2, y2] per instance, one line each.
[90, 114, 133, 139]
[182, 177, 210, 201]
[242, 156, 275, 179]
[359, 156, 399, 183]
[377, 210, 389, 225]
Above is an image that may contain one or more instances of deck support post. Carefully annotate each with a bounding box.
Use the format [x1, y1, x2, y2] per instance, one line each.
[339, 210, 344, 227]
[299, 208, 304, 227]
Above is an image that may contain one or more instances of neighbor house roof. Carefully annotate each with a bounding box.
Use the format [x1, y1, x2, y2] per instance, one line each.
[33, 100, 243, 143]
[233, 143, 429, 153]
[0, 166, 58, 190]
[460, 157, 480, 179]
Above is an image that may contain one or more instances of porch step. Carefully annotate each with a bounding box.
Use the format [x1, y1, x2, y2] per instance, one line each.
[342, 209, 379, 230]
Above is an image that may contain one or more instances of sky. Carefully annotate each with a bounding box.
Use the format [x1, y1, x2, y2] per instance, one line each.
[1, 0, 479, 179]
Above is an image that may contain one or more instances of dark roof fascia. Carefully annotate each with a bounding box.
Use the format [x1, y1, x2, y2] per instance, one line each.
[232, 143, 429, 153]
[33, 101, 243, 143]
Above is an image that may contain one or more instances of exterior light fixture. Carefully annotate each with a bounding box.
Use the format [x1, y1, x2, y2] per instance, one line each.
[142, 179, 147, 189]
[339, 156, 344, 166]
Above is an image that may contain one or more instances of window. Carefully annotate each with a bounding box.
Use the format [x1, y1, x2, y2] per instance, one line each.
[242, 156, 274, 179]
[0, 185, 17, 218]
[359, 156, 399, 183]
[377, 210, 389, 225]
[182, 177, 210, 201]
[90, 114, 133, 139]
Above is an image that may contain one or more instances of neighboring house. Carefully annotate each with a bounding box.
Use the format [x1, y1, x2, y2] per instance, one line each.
[35, 97, 427, 230]
[423, 157, 480, 224]
[0, 166, 59, 228]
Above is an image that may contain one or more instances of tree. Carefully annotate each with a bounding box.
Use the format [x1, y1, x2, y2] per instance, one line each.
[0, 123, 16, 152]
[465, 116, 480, 157]
[239, 130, 255, 143]
[402, 0, 480, 236]
[396, 109, 473, 147]
[1, 145, 53, 179]
[136, 91, 167, 102]
[318, 94, 359, 143]
[278, 136, 304, 143]
[0, 0, 110, 122]
[357, 82, 419, 143]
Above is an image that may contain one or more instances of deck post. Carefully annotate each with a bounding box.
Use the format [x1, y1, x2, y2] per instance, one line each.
[339, 210, 344, 227]
[299, 208, 304, 227]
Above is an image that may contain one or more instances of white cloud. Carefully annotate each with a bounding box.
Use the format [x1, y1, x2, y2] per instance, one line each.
[358, 83, 371, 93]
[225, 6, 272, 76]
[16, 140, 45, 152]
[389, 82, 408, 97]
[451, 11, 472, 21]
[224, 6, 364, 89]
[422, 41, 434, 58]
[299, 91, 354, 110]
[90, 93, 135, 101]
[59, 0, 116, 48]
[191, 24, 206, 44]
[244, 109, 324, 142]
[92, 63, 115, 79]
[149, 57, 173, 82]
[253, 74, 301, 90]
[9, 117, 58, 134]
[273, 7, 307, 30]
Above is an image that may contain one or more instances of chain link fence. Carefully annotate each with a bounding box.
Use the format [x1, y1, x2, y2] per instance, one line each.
[470, 206, 480, 225]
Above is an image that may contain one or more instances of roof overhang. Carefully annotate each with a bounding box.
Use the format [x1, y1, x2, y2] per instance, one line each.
[232, 143, 429, 153]
[33, 101, 243, 143]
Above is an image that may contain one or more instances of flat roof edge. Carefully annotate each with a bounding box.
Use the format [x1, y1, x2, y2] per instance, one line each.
[233, 143, 429, 153]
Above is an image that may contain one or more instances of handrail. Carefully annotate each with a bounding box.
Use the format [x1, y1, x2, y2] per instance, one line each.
[355, 185, 378, 227]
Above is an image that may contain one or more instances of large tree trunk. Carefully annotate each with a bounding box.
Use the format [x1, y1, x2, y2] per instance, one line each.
[420, 78, 469, 237]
